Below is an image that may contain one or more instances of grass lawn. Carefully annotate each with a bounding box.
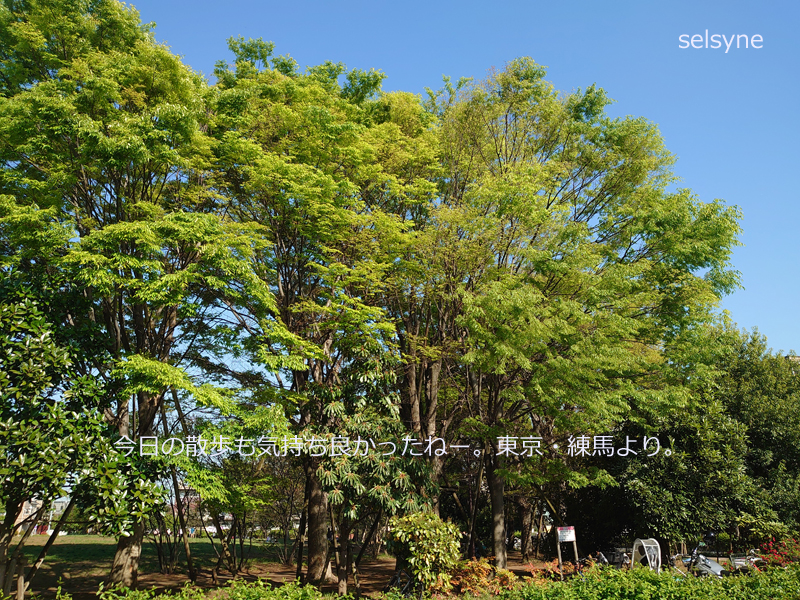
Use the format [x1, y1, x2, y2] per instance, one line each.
[21, 534, 290, 597]
[23, 534, 290, 570]
[17, 536, 537, 599]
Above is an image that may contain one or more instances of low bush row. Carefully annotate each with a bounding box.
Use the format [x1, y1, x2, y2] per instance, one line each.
[52, 564, 800, 600]
[500, 564, 800, 600]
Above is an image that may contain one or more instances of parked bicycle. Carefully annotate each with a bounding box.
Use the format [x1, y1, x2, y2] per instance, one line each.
[383, 568, 426, 598]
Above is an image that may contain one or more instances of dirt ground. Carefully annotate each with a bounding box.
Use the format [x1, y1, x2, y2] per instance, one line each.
[134, 551, 543, 597]
[20, 534, 545, 600]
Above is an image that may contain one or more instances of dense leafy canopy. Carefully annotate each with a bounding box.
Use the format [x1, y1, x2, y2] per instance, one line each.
[4, 0, 796, 595]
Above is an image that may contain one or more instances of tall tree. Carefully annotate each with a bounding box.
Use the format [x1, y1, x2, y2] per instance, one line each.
[714, 326, 800, 533]
[210, 40, 441, 584]
[421, 58, 741, 567]
[0, 0, 299, 587]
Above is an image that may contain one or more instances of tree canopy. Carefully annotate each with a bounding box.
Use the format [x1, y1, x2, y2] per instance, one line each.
[4, 1, 787, 595]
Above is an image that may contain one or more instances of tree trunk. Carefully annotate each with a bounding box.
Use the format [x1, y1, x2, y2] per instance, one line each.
[336, 517, 351, 595]
[215, 512, 237, 574]
[467, 450, 485, 559]
[14, 555, 25, 600]
[106, 521, 145, 588]
[487, 455, 506, 569]
[160, 401, 196, 582]
[295, 474, 310, 578]
[354, 512, 381, 568]
[24, 497, 76, 591]
[520, 501, 533, 562]
[306, 470, 328, 585]
[108, 391, 161, 587]
[534, 506, 545, 559]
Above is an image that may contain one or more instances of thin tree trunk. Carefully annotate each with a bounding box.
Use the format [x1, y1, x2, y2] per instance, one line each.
[354, 512, 381, 568]
[171, 469, 196, 582]
[520, 500, 532, 562]
[161, 400, 196, 582]
[328, 506, 343, 591]
[211, 512, 236, 575]
[487, 454, 506, 569]
[534, 506, 545, 559]
[336, 517, 351, 595]
[1, 503, 45, 595]
[295, 475, 310, 578]
[467, 449, 485, 558]
[14, 555, 24, 600]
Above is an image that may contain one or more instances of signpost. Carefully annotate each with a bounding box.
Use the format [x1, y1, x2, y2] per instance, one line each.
[556, 526, 579, 580]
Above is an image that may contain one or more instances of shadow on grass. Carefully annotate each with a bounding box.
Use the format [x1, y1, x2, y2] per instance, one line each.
[21, 535, 292, 599]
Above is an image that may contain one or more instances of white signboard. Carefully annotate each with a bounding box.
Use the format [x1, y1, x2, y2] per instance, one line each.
[557, 526, 576, 543]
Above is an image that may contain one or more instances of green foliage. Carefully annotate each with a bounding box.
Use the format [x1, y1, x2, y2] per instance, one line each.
[224, 580, 324, 600]
[622, 400, 756, 540]
[761, 538, 800, 567]
[67, 580, 324, 600]
[508, 564, 800, 600]
[414, 57, 743, 521]
[0, 295, 162, 592]
[737, 513, 790, 543]
[0, 298, 112, 514]
[0, 2, 754, 589]
[713, 328, 800, 531]
[564, 318, 800, 549]
[95, 583, 207, 600]
[51, 565, 800, 600]
[390, 512, 462, 590]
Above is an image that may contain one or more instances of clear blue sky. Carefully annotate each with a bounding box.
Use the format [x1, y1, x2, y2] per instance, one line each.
[128, 0, 800, 354]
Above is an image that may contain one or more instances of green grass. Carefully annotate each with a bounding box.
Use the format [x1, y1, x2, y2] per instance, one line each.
[23, 534, 117, 577]
[21, 534, 289, 580]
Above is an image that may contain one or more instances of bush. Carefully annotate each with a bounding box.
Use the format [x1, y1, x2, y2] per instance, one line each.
[50, 566, 800, 600]
[57, 581, 323, 600]
[440, 558, 522, 596]
[69, 583, 207, 600]
[389, 512, 462, 591]
[508, 563, 800, 600]
[761, 537, 800, 567]
[224, 580, 323, 600]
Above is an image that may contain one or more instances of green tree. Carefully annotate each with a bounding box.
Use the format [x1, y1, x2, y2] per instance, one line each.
[0, 297, 152, 596]
[0, 0, 299, 587]
[565, 320, 795, 551]
[714, 327, 800, 534]
[210, 39, 441, 588]
[419, 58, 741, 567]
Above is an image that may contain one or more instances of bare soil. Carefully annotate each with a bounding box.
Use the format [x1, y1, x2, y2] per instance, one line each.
[20, 536, 546, 600]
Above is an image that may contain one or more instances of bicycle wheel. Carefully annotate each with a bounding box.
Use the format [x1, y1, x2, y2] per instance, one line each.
[385, 569, 412, 594]
[383, 572, 400, 593]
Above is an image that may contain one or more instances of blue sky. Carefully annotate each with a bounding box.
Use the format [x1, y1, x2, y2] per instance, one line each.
[128, 0, 800, 354]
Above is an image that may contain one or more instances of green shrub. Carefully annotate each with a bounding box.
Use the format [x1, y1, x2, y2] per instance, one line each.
[761, 537, 800, 567]
[100, 583, 206, 600]
[507, 563, 800, 600]
[389, 512, 462, 591]
[224, 580, 324, 600]
[57, 580, 324, 600]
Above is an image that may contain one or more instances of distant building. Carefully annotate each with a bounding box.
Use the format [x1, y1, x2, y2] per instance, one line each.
[13, 498, 44, 533]
[13, 497, 70, 534]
